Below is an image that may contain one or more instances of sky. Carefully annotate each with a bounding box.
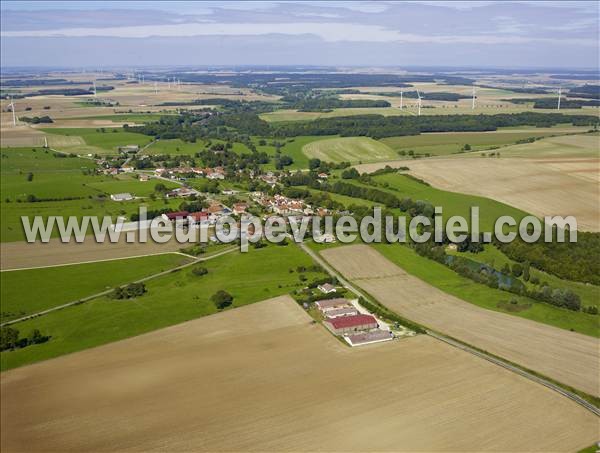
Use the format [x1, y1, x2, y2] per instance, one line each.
[1, 1, 598, 69]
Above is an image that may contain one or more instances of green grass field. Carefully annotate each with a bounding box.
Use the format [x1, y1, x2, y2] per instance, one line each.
[144, 138, 206, 155]
[1, 147, 98, 200]
[1, 197, 174, 242]
[303, 136, 398, 163]
[0, 148, 183, 241]
[41, 127, 153, 155]
[379, 128, 590, 157]
[0, 244, 326, 371]
[0, 253, 191, 322]
[371, 243, 599, 337]
[86, 174, 177, 197]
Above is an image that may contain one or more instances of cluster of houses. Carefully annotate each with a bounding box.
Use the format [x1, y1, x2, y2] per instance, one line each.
[251, 192, 330, 217]
[154, 167, 225, 180]
[158, 200, 251, 227]
[314, 284, 393, 347]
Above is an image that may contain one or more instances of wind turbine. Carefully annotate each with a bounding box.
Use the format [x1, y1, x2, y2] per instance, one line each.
[557, 87, 562, 111]
[168, 77, 171, 89]
[93, 80, 97, 97]
[471, 84, 476, 110]
[44, 136, 48, 148]
[8, 97, 17, 126]
[416, 89, 422, 116]
[399, 90, 403, 110]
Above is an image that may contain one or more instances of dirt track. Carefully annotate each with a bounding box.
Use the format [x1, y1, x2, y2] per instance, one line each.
[321, 245, 600, 396]
[1, 295, 597, 452]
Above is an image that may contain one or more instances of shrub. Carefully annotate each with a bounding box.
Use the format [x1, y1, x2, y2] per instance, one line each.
[191, 266, 208, 277]
[211, 290, 233, 310]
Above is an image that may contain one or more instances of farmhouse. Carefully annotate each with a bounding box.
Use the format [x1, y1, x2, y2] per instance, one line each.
[118, 145, 140, 154]
[188, 211, 210, 225]
[110, 193, 134, 201]
[139, 174, 149, 181]
[318, 283, 336, 294]
[162, 211, 190, 223]
[233, 203, 248, 215]
[324, 314, 378, 335]
[324, 307, 359, 318]
[166, 187, 197, 198]
[103, 167, 120, 176]
[120, 164, 135, 172]
[315, 298, 352, 312]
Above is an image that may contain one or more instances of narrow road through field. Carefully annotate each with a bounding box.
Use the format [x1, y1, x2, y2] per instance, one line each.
[298, 242, 600, 417]
[0, 247, 238, 327]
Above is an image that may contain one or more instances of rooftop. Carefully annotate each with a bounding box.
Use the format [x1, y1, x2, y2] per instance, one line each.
[327, 314, 377, 330]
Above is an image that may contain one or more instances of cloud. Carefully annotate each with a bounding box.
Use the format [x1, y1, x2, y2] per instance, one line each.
[2, 21, 596, 47]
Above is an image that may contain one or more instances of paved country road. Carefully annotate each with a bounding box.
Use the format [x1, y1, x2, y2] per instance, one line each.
[298, 242, 600, 417]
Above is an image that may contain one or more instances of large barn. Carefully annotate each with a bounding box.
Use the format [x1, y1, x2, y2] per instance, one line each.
[324, 314, 378, 335]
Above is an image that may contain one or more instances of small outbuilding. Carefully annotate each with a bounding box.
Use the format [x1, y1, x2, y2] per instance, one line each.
[110, 193, 134, 201]
[317, 283, 336, 294]
[315, 298, 352, 312]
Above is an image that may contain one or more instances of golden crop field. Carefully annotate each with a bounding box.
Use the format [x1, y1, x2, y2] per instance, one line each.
[1, 295, 597, 452]
[321, 245, 600, 396]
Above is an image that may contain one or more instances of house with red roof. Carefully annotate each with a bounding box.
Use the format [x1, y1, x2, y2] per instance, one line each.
[161, 211, 190, 223]
[324, 314, 378, 335]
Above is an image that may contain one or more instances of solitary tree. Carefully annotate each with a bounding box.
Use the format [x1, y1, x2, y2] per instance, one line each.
[211, 290, 233, 310]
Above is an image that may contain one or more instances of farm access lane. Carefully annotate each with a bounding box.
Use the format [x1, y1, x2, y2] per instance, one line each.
[298, 242, 600, 416]
[0, 246, 238, 327]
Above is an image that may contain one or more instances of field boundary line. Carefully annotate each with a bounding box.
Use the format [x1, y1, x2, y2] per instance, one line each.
[1, 251, 196, 272]
[298, 242, 600, 418]
[427, 330, 600, 417]
[0, 247, 237, 327]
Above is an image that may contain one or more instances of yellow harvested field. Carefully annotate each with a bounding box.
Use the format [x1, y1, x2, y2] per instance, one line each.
[355, 153, 600, 231]
[0, 235, 186, 270]
[321, 245, 600, 396]
[0, 125, 46, 147]
[1, 295, 598, 452]
[495, 133, 600, 159]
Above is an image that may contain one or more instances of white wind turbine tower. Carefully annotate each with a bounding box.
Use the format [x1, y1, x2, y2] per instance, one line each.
[416, 89, 422, 116]
[168, 77, 171, 89]
[471, 84, 476, 110]
[399, 90, 403, 110]
[8, 96, 17, 126]
[93, 80, 97, 97]
[557, 87, 562, 110]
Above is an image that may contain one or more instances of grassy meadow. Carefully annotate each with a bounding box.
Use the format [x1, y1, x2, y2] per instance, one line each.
[41, 127, 153, 155]
[1, 253, 191, 322]
[0, 244, 326, 371]
[303, 136, 398, 163]
[379, 127, 590, 157]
